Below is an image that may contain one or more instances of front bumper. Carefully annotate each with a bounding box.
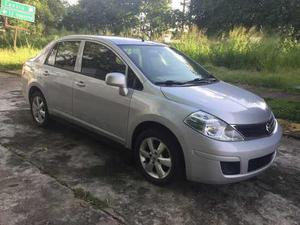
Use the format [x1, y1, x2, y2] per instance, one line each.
[21, 76, 29, 104]
[182, 120, 282, 184]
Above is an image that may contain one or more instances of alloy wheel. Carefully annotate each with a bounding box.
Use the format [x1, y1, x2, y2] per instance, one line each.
[32, 96, 46, 124]
[139, 137, 172, 179]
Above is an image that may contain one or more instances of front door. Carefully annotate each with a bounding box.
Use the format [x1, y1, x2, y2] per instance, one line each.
[72, 41, 132, 142]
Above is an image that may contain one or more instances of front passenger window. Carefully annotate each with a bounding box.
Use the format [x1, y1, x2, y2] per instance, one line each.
[81, 42, 126, 80]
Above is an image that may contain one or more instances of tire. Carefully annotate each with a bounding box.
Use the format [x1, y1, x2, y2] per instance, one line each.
[134, 128, 184, 185]
[30, 91, 50, 127]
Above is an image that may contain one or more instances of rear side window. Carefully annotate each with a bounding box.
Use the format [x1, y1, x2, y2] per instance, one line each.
[51, 41, 80, 71]
[81, 42, 126, 80]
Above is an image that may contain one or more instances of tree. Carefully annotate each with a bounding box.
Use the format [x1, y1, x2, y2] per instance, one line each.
[1, 0, 67, 34]
[190, 0, 300, 35]
[63, 0, 142, 34]
[62, 4, 87, 32]
[138, 0, 173, 38]
[62, 0, 174, 38]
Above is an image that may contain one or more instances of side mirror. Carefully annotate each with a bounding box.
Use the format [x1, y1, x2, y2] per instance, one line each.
[105, 72, 128, 96]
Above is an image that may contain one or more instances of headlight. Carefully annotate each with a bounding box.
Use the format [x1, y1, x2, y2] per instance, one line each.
[184, 111, 244, 141]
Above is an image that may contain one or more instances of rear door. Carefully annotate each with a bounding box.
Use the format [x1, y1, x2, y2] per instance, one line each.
[43, 41, 81, 115]
[72, 41, 132, 143]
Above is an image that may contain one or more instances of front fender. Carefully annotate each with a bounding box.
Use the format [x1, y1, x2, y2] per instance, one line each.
[125, 91, 197, 177]
[27, 81, 47, 102]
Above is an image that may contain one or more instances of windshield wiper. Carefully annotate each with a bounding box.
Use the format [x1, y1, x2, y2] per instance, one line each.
[155, 77, 218, 86]
[182, 77, 218, 85]
[155, 80, 185, 86]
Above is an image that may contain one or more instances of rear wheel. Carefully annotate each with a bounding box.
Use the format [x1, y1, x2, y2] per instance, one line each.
[134, 129, 184, 185]
[30, 91, 49, 127]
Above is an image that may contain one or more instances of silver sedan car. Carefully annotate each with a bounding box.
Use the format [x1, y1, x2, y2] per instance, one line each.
[22, 35, 282, 185]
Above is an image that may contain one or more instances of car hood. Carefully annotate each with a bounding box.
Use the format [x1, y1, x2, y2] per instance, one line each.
[161, 81, 271, 124]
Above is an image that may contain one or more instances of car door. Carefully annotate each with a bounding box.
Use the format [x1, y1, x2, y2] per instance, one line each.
[72, 41, 132, 143]
[43, 41, 81, 115]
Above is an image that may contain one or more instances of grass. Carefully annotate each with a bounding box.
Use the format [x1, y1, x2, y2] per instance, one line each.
[0, 48, 40, 70]
[266, 98, 300, 123]
[0, 47, 298, 94]
[205, 64, 300, 93]
[0, 28, 299, 122]
[172, 27, 300, 72]
[172, 27, 300, 93]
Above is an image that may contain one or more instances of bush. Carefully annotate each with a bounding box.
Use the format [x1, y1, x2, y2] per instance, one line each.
[172, 27, 210, 64]
[266, 98, 300, 123]
[0, 29, 68, 49]
[172, 27, 300, 72]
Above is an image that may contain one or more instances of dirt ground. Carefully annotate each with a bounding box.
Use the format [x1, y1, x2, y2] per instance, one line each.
[0, 72, 300, 225]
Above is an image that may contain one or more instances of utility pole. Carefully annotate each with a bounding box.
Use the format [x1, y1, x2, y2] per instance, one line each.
[182, 0, 186, 14]
[181, 0, 187, 31]
[1, 16, 29, 50]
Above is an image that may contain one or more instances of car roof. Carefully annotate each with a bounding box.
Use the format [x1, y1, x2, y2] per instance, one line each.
[60, 35, 166, 46]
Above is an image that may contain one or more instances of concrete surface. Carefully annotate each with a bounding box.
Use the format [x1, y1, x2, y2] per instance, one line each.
[0, 145, 120, 225]
[0, 72, 300, 225]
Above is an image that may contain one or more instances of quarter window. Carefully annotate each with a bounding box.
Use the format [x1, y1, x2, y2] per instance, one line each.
[45, 44, 58, 66]
[81, 42, 126, 80]
[127, 68, 143, 91]
[54, 41, 80, 71]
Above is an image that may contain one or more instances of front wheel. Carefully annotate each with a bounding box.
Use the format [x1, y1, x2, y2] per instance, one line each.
[134, 129, 184, 185]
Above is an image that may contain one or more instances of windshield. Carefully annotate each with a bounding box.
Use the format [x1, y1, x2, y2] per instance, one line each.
[119, 45, 215, 85]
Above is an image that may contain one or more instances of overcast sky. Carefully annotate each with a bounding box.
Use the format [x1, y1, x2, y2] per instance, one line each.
[66, 0, 183, 10]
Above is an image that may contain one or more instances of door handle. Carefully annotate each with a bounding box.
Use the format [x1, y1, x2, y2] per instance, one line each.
[43, 71, 49, 76]
[75, 81, 86, 87]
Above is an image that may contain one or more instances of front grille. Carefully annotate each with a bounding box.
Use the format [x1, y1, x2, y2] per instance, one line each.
[248, 152, 274, 172]
[234, 116, 276, 139]
[221, 161, 240, 175]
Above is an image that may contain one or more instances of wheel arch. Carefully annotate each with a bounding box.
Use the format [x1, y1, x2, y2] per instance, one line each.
[131, 121, 186, 177]
[28, 85, 45, 102]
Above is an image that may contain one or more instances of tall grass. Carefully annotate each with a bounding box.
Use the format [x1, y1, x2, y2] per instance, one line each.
[0, 48, 40, 70]
[206, 65, 300, 92]
[0, 27, 299, 92]
[173, 27, 300, 72]
[0, 28, 75, 49]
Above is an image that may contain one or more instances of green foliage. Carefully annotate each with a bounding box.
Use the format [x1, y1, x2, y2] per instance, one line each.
[71, 0, 142, 33]
[190, 0, 300, 36]
[139, 0, 173, 38]
[0, 0, 67, 35]
[265, 98, 300, 123]
[61, 0, 173, 38]
[209, 27, 262, 70]
[0, 30, 62, 49]
[206, 65, 300, 93]
[171, 27, 210, 62]
[173, 27, 300, 72]
[0, 47, 39, 70]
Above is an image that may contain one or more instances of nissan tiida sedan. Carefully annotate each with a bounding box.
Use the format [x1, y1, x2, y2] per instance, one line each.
[22, 35, 282, 185]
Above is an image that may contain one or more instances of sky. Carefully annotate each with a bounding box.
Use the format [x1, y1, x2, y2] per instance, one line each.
[66, 0, 183, 10]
